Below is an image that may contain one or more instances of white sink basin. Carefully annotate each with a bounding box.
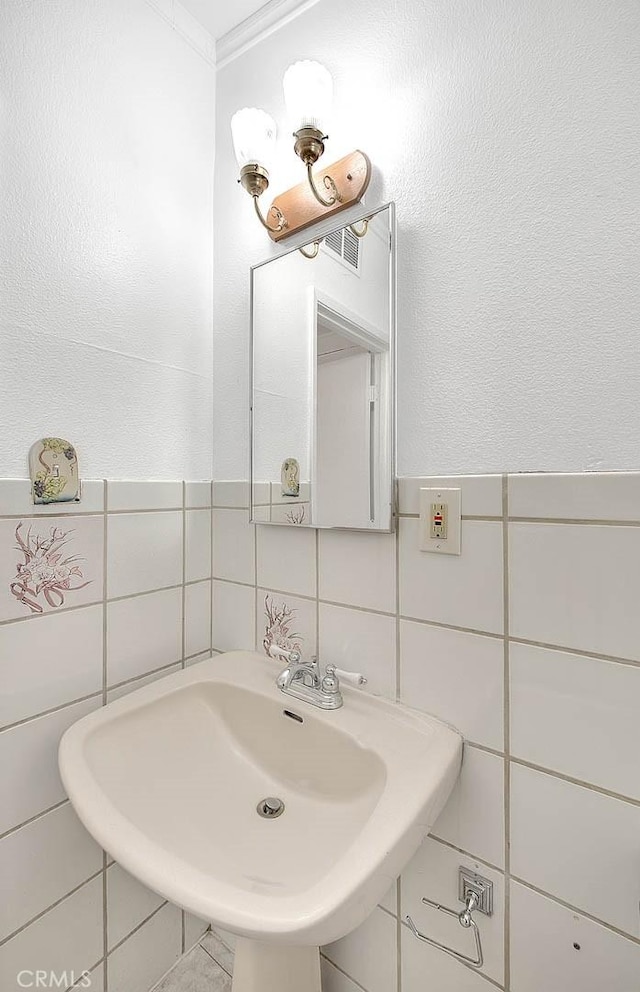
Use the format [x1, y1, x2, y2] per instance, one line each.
[59, 651, 461, 991]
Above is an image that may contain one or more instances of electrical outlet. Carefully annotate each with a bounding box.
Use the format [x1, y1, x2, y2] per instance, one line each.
[419, 488, 461, 555]
[430, 502, 447, 540]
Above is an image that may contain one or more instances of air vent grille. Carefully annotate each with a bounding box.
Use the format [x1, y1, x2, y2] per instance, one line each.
[322, 226, 360, 271]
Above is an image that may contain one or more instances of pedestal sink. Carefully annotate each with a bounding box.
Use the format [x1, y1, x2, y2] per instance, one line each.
[59, 651, 462, 992]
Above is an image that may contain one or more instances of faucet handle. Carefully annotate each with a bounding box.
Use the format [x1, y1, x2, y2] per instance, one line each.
[325, 664, 368, 688]
[268, 645, 301, 665]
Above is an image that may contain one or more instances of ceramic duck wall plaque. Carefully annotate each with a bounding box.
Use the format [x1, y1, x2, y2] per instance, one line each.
[281, 457, 300, 497]
[29, 438, 80, 504]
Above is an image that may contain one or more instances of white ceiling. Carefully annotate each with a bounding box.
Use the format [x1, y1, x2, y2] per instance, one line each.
[180, 0, 272, 39]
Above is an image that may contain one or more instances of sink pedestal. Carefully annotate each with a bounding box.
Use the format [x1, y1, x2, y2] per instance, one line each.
[232, 938, 321, 992]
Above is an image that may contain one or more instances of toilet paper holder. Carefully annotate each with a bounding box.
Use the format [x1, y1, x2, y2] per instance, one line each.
[405, 868, 493, 969]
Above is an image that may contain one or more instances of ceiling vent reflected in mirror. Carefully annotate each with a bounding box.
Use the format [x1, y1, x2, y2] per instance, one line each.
[323, 226, 361, 272]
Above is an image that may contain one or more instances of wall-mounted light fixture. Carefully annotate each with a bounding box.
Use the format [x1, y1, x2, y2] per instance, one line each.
[231, 61, 371, 243]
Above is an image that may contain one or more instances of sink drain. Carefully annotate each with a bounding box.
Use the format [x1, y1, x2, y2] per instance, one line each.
[257, 797, 285, 819]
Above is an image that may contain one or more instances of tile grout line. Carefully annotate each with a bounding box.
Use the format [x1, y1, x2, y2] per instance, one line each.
[508, 515, 640, 527]
[508, 875, 640, 947]
[502, 474, 511, 992]
[65, 957, 104, 992]
[0, 868, 105, 947]
[320, 954, 370, 992]
[429, 833, 505, 874]
[0, 690, 104, 734]
[507, 756, 640, 808]
[507, 635, 640, 669]
[0, 598, 104, 627]
[0, 798, 70, 842]
[106, 900, 169, 957]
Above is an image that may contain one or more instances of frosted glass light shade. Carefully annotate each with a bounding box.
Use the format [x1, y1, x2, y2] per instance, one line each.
[283, 60, 333, 131]
[231, 108, 277, 171]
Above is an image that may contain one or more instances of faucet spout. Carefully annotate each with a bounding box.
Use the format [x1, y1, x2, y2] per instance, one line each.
[275, 655, 366, 711]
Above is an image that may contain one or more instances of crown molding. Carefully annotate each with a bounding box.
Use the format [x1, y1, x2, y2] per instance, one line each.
[145, 0, 216, 65]
[216, 0, 321, 70]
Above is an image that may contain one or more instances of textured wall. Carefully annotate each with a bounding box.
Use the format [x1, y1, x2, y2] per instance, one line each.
[213, 0, 640, 478]
[0, 0, 215, 479]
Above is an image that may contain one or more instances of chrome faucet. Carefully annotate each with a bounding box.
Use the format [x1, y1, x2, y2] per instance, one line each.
[270, 648, 367, 710]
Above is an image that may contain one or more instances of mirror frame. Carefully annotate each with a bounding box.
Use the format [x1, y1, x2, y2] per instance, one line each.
[249, 201, 397, 532]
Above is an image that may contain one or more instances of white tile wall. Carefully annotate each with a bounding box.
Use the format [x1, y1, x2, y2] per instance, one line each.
[185, 481, 212, 509]
[0, 605, 104, 727]
[399, 518, 504, 634]
[401, 838, 505, 986]
[212, 508, 255, 584]
[107, 511, 183, 598]
[431, 746, 505, 868]
[0, 479, 212, 992]
[256, 588, 318, 658]
[107, 903, 183, 992]
[211, 472, 640, 992]
[4, 471, 639, 992]
[0, 803, 102, 940]
[107, 663, 182, 702]
[0, 478, 105, 516]
[0, 514, 104, 622]
[185, 579, 212, 658]
[319, 529, 396, 612]
[510, 764, 640, 936]
[398, 475, 503, 517]
[508, 471, 640, 522]
[509, 522, 640, 660]
[320, 958, 362, 992]
[0, 696, 101, 834]
[185, 508, 212, 583]
[400, 620, 504, 749]
[0, 877, 104, 992]
[107, 481, 182, 512]
[107, 863, 165, 950]
[319, 602, 396, 699]
[510, 642, 640, 799]
[509, 881, 640, 992]
[324, 906, 397, 992]
[401, 925, 492, 992]
[107, 587, 182, 685]
[257, 524, 317, 597]
[212, 580, 256, 652]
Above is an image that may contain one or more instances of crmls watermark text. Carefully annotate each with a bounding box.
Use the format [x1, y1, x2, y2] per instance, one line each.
[16, 971, 92, 988]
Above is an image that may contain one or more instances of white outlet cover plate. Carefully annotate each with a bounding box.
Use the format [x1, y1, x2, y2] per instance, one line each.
[419, 487, 461, 555]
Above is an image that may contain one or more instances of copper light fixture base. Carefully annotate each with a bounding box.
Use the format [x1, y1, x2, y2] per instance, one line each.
[267, 149, 372, 243]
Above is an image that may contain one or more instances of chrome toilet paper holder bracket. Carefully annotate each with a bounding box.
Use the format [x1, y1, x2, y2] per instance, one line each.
[405, 868, 493, 969]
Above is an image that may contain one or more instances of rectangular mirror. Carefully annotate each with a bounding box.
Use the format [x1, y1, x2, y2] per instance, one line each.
[250, 202, 395, 530]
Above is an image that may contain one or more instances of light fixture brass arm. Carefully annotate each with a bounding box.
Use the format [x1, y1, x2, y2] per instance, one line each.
[299, 241, 320, 259]
[253, 196, 287, 233]
[306, 164, 342, 207]
[349, 217, 370, 238]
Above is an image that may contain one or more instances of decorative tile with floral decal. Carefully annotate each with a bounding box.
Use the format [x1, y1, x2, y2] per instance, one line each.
[0, 516, 104, 622]
[257, 589, 317, 662]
